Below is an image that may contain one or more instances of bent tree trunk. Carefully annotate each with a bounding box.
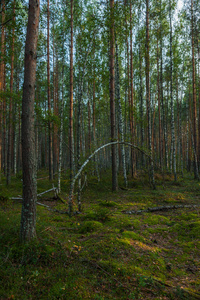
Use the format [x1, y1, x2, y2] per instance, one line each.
[20, 0, 40, 242]
[68, 141, 152, 216]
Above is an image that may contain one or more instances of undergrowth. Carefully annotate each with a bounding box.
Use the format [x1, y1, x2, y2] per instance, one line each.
[0, 171, 200, 299]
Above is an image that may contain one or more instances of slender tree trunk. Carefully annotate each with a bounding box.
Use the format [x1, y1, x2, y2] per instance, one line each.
[146, 0, 155, 189]
[58, 62, 64, 193]
[69, 0, 74, 182]
[110, 0, 118, 191]
[157, 35, 162, 169]
[139, 42, 144, 168]
[169, 0, 177, 181]
[47, 0, 53, 180]
[92, 78, 100, 181]
[115, 40, 127, 187]
[0, 0, 5, 180]
[191, 0, 199, 179]
[130, 0, 135, 176]
[7, 0, 15, 185]
[20, 0, 40, 242]
[160, 0, 168, 170]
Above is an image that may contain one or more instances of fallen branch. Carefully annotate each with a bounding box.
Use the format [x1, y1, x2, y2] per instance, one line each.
[37, 201, 68, 214]
[11, 186, 58, 201]
[123, 204, 200, 215]
[37, 187, 57, 197]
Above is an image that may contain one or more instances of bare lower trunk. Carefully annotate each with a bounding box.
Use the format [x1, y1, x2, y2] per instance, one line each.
[20, 0, 40, 242]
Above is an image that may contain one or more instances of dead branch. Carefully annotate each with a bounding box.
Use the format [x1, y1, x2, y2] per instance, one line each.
[123, 204, 200, 215]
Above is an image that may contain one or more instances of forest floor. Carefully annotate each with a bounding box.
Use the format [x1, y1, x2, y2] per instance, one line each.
[0, 171, 200, 299]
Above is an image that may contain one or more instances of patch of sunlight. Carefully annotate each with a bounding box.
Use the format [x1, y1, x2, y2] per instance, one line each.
[130, 240, 162, 253]
[176, 193, 185, 201]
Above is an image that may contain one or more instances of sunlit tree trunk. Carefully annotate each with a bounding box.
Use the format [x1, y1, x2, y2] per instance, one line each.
[115, 40, 127, 187]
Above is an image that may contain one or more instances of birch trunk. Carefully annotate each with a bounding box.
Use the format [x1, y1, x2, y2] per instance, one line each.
[115, 40, 127, 187]
[58, 61, 64, 193]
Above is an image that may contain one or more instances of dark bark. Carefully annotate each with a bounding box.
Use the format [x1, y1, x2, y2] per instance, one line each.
[169, 0, 177, 181]
[20, 0, 40, 242]
[47, 0, 53, 180]
[146, 0, 155, 189]
[7, 0, 15, 185]
[191, 0, 199, 179]
[69, 0, 74, 181]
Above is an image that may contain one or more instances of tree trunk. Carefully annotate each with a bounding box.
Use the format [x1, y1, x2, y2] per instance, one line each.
[20, 0, 40, 242]
[130, 0, 135, 176]
[191, 0, 199, 179]
[110, 0, 118, 191]
[146, 0, 155, 189]
[92, 78, 100, 181]
[169, 0, 177, 181]
[69, 0, 75, 182]
[58, 62, 64, 193]
[0, 0, 5, 180]
[7, 0, 15, 185]
[115, 40, 127, 187]
[47, 0, 53, 180]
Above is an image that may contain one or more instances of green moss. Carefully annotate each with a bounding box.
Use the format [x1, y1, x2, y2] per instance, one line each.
[122, 231, 145, 242]
[145, 215, 170, 225]
[99, 200, 118, 207]
[78, 221, 103, 233]
[0, 172, 200, 299]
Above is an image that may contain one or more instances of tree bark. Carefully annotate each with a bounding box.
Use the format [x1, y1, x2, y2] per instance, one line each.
[115, 40, 127, 187]
[191, 0, 199, 179]
[0, 0, 5, 180]
[7, 0, 15, 185]
[169, 0, 177, 181]
[69, 0, 75, 182]
[110, 0, 118, 191]
[47, 0, 53, 180]
[146, 0, 155, 189]
[20, 0, 40, 242]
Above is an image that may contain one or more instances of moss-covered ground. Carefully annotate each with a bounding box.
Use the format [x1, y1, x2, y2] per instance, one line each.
[0, 171, 200, 299]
